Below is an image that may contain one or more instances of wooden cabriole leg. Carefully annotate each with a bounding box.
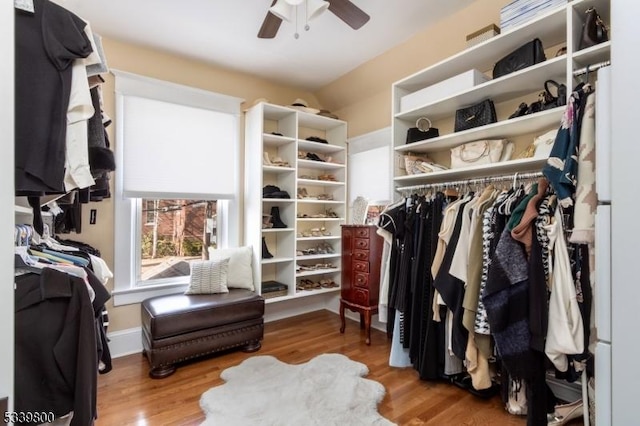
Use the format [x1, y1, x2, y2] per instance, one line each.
[364, 310, 372, 345]
[339, 299, 346, 333]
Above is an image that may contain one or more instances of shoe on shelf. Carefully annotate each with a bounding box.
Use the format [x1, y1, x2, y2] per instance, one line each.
[262, 214, 273, 229]
[270, 206, 288, 228]
[262, 237, 274, 259]
[263, 152, 272, 165]
[297, 187, 309, 199]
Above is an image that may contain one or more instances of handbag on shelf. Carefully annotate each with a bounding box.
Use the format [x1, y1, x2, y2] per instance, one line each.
[579, 7, 608, 50]
[403, 153, 448, 175]
[493, 38, 546, 79]
[507, 80, 567, 120]
[532, 129, 558, 159]
[454, 99, 497, 132]
[540, 80, 567, 110]
[450, 139, 507, 169]
[406, 117, 440, 144]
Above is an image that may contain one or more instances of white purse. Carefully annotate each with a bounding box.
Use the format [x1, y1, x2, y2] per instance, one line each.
[450, 139, 507, 169]
[533, 129, 558, 158]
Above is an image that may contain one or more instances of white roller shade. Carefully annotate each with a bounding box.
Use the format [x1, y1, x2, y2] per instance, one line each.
[114, 70, 243, 199]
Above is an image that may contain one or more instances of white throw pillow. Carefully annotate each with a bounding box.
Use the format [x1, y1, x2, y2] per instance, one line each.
[185, 258, 230, 295]
[208, 246, 254, 291]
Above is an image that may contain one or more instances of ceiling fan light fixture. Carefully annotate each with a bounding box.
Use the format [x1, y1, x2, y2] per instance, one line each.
[306, 0, 330, 22]
[269, 0, 295, 22]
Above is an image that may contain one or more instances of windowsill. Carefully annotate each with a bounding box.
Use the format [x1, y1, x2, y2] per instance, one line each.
[112, 282, 188, 306]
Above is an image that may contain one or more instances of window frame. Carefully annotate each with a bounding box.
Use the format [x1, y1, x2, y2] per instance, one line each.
[111, 71, 242, 306]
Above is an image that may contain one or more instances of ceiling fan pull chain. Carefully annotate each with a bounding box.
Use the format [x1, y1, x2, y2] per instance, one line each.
[304, 0, 310, 31]
[294, 5, 300, 39]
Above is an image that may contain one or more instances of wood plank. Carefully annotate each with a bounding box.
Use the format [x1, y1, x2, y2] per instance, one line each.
[95, 310, 541, 425]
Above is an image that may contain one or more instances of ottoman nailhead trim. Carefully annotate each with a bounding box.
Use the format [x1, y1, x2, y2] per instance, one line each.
[149, 324, 263, 367]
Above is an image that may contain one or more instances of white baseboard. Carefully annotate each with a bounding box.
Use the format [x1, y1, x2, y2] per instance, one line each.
[107, 327, 143, 358]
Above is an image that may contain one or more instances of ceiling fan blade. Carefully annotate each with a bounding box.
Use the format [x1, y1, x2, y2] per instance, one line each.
[328, 0, 370, 30]
[258, 1, 283, 39]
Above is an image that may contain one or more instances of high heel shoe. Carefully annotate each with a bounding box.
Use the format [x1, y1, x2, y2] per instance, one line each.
[270, 206, 288, 229]
[262, 237, 273, 259]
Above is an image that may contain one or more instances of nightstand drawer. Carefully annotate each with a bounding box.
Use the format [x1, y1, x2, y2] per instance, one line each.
[354, 238, 370, 250]
[355, 228, 370, 238]
[353, 261, 369, 273]
[353, 288, 370, 305]
[354, 272, 369, 288]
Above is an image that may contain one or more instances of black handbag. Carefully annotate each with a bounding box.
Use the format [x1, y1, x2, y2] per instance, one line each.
[579, 7, 608, 50]
[493, 38, 546, 79]
[540, 80, 567, 110]
[507, 80, 567, 119]
[454, 99, 497, 132]
[406, 117, 439, 144]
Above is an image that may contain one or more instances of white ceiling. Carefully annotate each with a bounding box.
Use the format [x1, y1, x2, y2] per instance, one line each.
[59, 0, 475, 91]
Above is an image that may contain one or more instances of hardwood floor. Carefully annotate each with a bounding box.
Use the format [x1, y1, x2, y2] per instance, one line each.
[96, 310, 579, 425]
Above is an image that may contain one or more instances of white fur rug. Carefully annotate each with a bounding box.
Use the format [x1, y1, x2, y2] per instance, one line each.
[200, 353, 395, 426]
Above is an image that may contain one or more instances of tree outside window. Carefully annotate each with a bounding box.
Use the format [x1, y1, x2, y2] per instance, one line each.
[139, 199, 217, 281]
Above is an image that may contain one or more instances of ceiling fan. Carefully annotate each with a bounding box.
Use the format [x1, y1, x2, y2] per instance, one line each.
[258, 0, 370, 39]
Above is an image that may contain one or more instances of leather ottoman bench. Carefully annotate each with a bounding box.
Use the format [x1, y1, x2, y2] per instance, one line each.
[141, 289, 265, 378]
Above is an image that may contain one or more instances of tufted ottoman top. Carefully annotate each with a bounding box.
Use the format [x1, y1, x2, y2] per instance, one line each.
[141, 289, 264, 340]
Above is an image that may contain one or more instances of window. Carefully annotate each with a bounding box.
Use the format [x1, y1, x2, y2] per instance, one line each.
[138, 199, 217, 284]
[112, 70, 243, 305]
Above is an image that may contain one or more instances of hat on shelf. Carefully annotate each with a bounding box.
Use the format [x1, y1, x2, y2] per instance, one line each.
[290, 98, 320, 114]
[317, 109, 339, 119]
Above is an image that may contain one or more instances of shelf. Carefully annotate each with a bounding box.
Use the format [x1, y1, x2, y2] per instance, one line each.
[394, 158, 548, 188]
[396, 56, 567, 122]
[394, 5, 567, 93]
[297, 178, 345, 187]
[297, 111, 346, 130]
[263, 133, 295, 146]
[298, 139, 346, 154]
[572, 41, 611, 68]
[296, 199, 344, 205]
[263, 165, 295, 174]
[296, 268, 341, 278]
[296, 253, 340, 261]
[262, 102, 296, 120]
[261, 257, 294, 264]
[395, 107, 564, 153]
[296, 236, 341, 242]
[246, 100, 347, 305]
[264, 286, 340, 304]
[297, 159, 346, 170]
[296, 217, 344, 222]
[262, 227, 295, 233]
[261, 198, 295, 203]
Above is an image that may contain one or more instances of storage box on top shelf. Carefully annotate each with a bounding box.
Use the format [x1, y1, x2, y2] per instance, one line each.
[466, 24, 501, 48]
[399, 69, 490, 113]
[500, 0, 566, 31]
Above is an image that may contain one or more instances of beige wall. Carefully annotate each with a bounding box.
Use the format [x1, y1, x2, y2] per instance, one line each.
[315, 0, 505, 137]
[89, 0, 508, 333]
[87, 37, 322, 331]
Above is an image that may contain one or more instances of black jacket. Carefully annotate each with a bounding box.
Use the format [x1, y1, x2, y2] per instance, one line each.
[15, 268, 98, 426]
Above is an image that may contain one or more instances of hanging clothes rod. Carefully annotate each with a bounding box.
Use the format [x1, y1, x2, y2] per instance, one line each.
[395, 171, 544, 194]
[573, 60, 610, 77]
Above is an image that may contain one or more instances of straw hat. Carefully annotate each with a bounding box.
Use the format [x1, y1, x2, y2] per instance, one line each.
[290, 98, 320, 114]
